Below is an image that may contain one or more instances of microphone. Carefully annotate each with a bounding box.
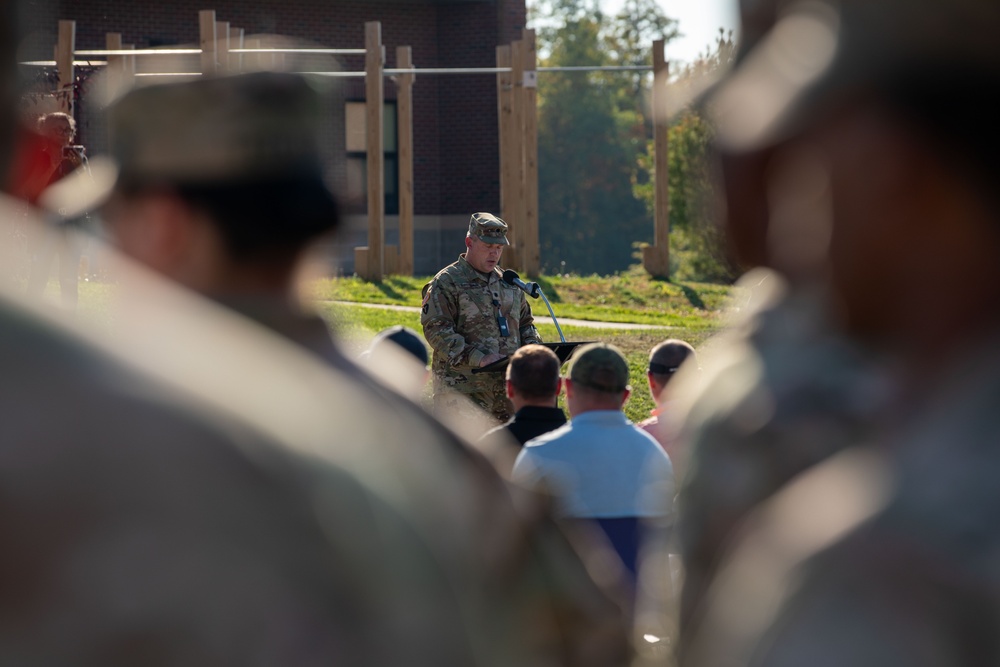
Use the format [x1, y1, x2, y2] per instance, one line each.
[502, 269, 540, 299]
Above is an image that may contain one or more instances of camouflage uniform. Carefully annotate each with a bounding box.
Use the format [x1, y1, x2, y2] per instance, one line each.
[684, 340, 1000, 666]
[422, 215, 541, 422]
[669, 270, 887, 661]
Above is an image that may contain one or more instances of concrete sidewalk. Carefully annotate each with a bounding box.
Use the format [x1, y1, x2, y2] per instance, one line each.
[325, 300, 673, 330]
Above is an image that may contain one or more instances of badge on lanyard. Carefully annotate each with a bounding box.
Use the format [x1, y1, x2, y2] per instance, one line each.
[492, 290, 510, 337]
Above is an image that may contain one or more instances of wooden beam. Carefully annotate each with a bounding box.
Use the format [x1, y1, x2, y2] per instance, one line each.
[496, 44, 519, 273]
[199, 10, 217, 75]
[510, 39, 526, 272]
[216, 20, 230, 72]
[56, 20, 76, 114]
[364, 21, 385, 282]
[396, 45, 415, 276]
[644, 39, 671, 279]
[521, 29, 540, 277]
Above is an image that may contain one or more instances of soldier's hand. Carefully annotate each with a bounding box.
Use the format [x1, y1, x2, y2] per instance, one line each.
[479, 353, 504, 367]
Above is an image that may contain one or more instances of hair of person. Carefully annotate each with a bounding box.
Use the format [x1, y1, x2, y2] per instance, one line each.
[38, 111, 76, 132]
[507, 344, 561, 401]
[569, 380, 627, 406]
[648, 339, 695, 384]
[118, 175, 340, 262]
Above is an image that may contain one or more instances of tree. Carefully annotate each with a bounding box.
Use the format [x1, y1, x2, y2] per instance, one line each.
[533, 0, 677, 275]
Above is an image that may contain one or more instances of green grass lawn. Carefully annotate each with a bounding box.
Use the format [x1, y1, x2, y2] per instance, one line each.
[312, 265, 735, 329]
[62, 274, 731, 425]
[321, 301, 722, 424]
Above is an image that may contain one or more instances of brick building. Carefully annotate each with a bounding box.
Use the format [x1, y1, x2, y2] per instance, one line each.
[19, 0, 527, 274]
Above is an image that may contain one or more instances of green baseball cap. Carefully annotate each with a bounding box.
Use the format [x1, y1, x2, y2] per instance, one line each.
[468, 212, 510, 246]
[568, 342, 630, 394]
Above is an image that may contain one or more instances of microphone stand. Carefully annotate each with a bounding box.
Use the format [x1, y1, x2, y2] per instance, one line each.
[537, 286, 567, 343]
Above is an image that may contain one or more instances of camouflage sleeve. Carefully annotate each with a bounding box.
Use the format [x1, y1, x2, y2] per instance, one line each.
[421, 276, 487, 368]
[518, 293, 542, 345]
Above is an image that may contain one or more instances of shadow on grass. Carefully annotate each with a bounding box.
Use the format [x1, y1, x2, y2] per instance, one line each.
[533, 275, 562, 303]
[678, 283, 706, 310]
[376, 282, 404, 300]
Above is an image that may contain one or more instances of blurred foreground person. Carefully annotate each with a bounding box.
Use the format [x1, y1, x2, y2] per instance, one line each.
[479, 343, 567, 474]
[0, 17, 474, 665]
[47, 71, 628, 666]
[668, 0, 887, 655]
[513, 343, 674, 581]
[679, 0, 1000, 665]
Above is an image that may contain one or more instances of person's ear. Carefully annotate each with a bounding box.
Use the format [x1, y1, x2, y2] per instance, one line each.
[564, 378, 574, 399]
[464, 236, 473, 250]
[555, 377, 564, 396]
[621, 387, 631, 408]
[506, 379, 515, 399]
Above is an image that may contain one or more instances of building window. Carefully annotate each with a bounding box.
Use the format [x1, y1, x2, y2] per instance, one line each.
[345, 100, 398, 215]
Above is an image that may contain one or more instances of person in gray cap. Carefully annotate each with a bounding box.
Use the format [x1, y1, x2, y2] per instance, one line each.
[45, 71, 630, 667]
[676, 0, 1000, 665]
[0, 29, 479, 667]
[512, 343, 674, 582]
[421, 211, 542, 424]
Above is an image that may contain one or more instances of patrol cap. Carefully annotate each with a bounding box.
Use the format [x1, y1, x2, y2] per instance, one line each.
[705, 0, 1000, 152]
[568, 342, 630, 395]
[42, 71, 337, 220]
[468, 212, 510, 246]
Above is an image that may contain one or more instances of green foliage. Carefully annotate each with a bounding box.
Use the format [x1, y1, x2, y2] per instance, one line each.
[533, 0, 677, 275]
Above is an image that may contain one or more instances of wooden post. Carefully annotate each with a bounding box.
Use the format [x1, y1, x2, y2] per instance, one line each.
[643, 39, 671, 278]
[245, 38, 261, 70]
[106, 32, 132, 95]
[56, 20, 75, 114]
[396, 45, 415, 276]
[363, 21, 385, 282]
[199, 10, 217, 75]
[354, 247, 369, 279]
[230, 27, 244, 72]
[384, 245, 400, 275]
[510, 39, 526, 272]
[124, 43, 136, 75]
[496, 44, 519, 273]
[521, 29, 540, 277]
[216, 20, 230, 71]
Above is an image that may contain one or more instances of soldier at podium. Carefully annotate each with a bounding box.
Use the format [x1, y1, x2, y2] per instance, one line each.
[421, 212, 541, 423]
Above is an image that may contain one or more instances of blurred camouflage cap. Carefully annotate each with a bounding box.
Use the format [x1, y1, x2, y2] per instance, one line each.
[568, 342, 629, 394]
[112, 71, 327, 184]
[42, 71, 334, 219]
[468, 212, 510, 246]
[707, 0, 1000, 151]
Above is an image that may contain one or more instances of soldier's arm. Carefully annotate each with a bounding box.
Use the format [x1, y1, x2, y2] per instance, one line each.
[421, 276, 488, 368]
[518, 294, 542, 345]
